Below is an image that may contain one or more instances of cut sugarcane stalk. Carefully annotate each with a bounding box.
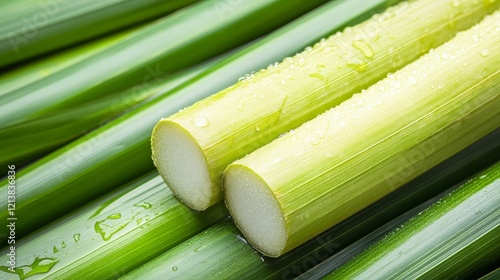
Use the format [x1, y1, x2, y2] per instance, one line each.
[152, 0, 500, 210]
[0, 0, 367, 239]
[120, 129, 499, 279]
[224, 11, 500, 257]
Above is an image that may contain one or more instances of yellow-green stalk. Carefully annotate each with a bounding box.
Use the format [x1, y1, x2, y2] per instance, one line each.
[151, 0, 500, 210]
[224, 11, 500, 257]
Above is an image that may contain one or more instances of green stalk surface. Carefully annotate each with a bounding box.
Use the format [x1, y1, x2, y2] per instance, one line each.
[152, 0, 500, 210]
[0, 172, 226, 279]
[0, 57, 218, 168]
[0, 0, 198, 68]
[0, 0, 328, 128]
[224, 10, 500, 256]
[0, 0, 367, 240]
[327, 162, 500, 279]
[479, 268, 500, 280]
[0, 25, 134, 97]
[121, 130, 500, 279]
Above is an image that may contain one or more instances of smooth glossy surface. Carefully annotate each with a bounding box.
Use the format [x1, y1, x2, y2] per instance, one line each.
[328, 162, 500, 279]
[0, 172, 226, 279]
[0, 0, 198, 68]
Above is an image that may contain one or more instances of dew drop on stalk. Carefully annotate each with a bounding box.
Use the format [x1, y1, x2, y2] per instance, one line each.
[440, 52, 450, 60]
[322, 46, 332, 53]
[316, 64, 326, 72]
[480, 49, 490, 57]
[352, 40, 374, 58]
[73, 234, 81, 243]
[0, 257, 59, 279]
[298, 58, 305, 66]
[53, 246, 59, 253]
[237, 100, 245, 111]
[134, 202, 152, 209]
[191, 116, 209, 128]
[280, 80, 286, 85]
[61, 241, 66, 248]
[172, 266, 178, 272]
[408, 75, 418, 86]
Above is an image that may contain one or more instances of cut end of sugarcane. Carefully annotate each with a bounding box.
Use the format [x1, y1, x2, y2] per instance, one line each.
[224, 164, 287, 257]
[152, 121, 213, 211]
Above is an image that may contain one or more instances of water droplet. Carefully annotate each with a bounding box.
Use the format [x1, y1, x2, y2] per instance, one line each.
[408, 75, 417, 86]
[94, 213, 129, 241]
[322, 46, 332, 53]
[451, 0, 460, 7]
[289, 64, 295, 69]
[136, 218, 142, 225]
[172, 266, 178, 272]
[191, 116, 209, 128]
[255, 125, 260, 132]
[73, 234, 81, 243]
[236, 235, 249, 244]
[252, 93, 257, 98]
[352, 40, 374, 58]
[298, 58, 305, 66]
[280, 80, 286, 85]
[238, 100, 245, 111]
[309, 73, 328, 85]
[0, 257, 59, 279]
[109, 213, 121, 219]
[52, 246, 59, 253]
[316, 64, 326, 72]
[134, 202, 152, 209]
[480, 49, 490, 57]
[61, 241, 66, 248]
[440, 52, 450, 60]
